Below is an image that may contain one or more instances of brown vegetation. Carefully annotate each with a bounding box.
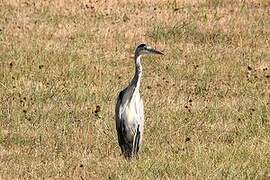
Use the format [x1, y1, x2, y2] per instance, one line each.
[0, 0, 269, 179]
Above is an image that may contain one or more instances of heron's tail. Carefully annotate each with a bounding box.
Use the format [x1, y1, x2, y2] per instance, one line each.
[122, 142, 134, 159]
[123, 127, 141, 160]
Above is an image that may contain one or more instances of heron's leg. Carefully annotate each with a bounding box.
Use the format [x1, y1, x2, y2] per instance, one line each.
[132, 127, 138, 157]
[133, 125, 141, 156]
[135, 125, 140, 153]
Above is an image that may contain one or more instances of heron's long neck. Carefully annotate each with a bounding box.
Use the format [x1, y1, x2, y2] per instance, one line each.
[129, 55, 142, 91]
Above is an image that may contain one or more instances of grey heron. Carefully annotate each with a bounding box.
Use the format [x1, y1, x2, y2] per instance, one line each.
[115, 44, 163, 159]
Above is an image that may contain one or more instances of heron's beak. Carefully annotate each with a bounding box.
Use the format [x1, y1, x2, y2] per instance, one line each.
[150, 48, 164, 55]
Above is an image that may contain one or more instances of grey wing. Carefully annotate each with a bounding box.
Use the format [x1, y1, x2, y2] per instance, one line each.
[115, 90, 126, 153]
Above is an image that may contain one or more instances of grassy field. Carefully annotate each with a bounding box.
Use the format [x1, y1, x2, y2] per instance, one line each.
[0, 0, 269, 179]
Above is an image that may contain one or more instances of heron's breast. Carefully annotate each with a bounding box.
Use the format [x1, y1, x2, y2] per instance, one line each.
[123, 104, 137, 124]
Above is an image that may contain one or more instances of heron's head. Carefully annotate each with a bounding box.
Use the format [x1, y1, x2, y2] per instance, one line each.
[135, 44, 163, 56]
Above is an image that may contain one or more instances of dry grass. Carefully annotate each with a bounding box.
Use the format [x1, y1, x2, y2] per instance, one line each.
[0, 0, 270, 179]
